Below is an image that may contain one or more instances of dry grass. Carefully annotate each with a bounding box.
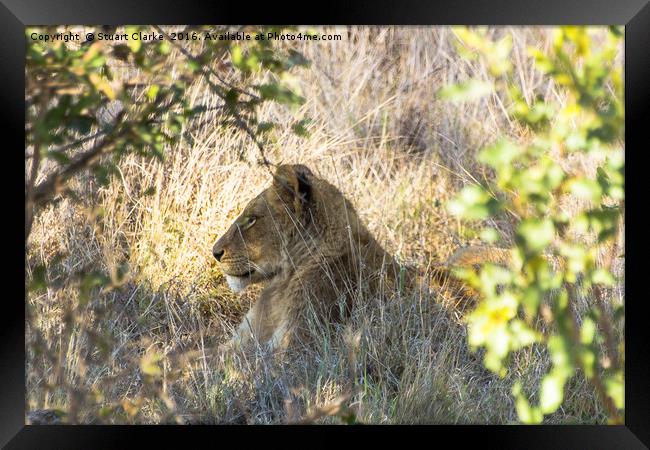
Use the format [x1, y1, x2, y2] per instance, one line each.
[25, 26, 622, 424]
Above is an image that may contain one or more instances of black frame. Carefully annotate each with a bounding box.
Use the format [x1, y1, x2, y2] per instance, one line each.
[4, 0, 649, 448]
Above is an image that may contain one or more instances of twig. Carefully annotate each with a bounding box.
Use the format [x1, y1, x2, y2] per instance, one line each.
[25, 92, 50, 242]
[565, 282, 622, 423]
[152, 25, 275, 172]
[31, 129, 125, 207]
[52, 130, 109, 155]
[152, 25, 260, 101]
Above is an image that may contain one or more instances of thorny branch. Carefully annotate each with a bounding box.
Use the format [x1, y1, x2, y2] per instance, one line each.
[152, 25, 275, 173]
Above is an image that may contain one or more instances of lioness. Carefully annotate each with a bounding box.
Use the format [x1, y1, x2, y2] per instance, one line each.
[212, 164, 508, 352]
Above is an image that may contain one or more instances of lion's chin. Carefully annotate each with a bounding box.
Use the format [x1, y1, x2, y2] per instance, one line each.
[224, 274, 252, 293]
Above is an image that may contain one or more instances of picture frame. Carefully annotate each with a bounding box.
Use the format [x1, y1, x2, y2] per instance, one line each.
[5, 0, 648, 447]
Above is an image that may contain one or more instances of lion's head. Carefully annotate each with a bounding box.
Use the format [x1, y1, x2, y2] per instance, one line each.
[212, 164, 314, 293]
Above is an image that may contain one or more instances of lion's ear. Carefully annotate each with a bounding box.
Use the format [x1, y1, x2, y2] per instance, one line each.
[272, 164, 312, 215]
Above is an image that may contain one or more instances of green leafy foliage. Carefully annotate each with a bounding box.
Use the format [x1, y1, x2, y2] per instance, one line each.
[447, 185, 500, 220]
[25, 25, 311, 209]
[445, 26, 624, 424]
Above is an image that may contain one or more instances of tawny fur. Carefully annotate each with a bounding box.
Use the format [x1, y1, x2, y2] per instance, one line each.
[212, 164, 511, 353]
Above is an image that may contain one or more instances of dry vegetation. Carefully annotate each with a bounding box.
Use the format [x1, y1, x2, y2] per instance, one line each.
[26, 26, 622, 424]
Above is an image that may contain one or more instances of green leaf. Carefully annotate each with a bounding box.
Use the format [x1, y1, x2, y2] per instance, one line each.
[447, 185, 500, 220]
[510, 319, 541, 349]
[146, 85, 160, 101]
[548, 335, 573, 377]
[478, 140, 521, 168]
[230, 45, 243, 68]
[257, 83, 305, 106]
[540, 371, 567, 414]
[157, 41, 171, 55]
[99, 406, 114, 418]
[78, 271, 110, 306]
[46, 150, 70, 164]
[231, 45, 259, 72]
[187, 59, 201, 72]
[516, 219, 555, 252]
[569, 178, 603, 203]
[479, 227, 500, 244]
[125, 26, 142, 53]
[521, 286, 543, 319]
[286, 49, 310, 68]
[580, 347, 596, 379]
[513, 382, 543, 424]
[591, 268, 615, 286]
[580, 317, 597, 344]
[140, 349, 163, 377]
[604, 372, 624, 410]
[488, 35, 513, 76]
[291, 118, 312, 137]
[438, 79, 492, 103]
[29, 264, 48, 293]
[483, 349, 506, 376]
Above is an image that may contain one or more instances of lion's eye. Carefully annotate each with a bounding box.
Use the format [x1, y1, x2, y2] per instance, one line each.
[240, 216, 257, 230]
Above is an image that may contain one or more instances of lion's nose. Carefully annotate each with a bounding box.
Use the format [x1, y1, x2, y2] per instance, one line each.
[213, 247, 225, 262]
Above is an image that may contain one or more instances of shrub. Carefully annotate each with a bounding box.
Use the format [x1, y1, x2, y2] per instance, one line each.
[444, 26, 624, 424]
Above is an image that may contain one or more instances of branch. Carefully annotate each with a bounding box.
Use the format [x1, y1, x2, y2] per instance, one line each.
[31, 130, 125, 207]
[25, 92, 51, 242]
[152, 25, 274, 172]
[565, 282, 622, 423]
[152, 25, 260, 101]
[25, 142, 42, 240]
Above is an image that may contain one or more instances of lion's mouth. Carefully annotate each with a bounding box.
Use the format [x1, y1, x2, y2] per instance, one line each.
[226, 268, 255, 278]
[221, 263, 280, 293]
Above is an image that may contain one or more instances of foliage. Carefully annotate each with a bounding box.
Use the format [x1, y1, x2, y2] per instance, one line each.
[443, 26, 624, 423]
[25, 25, 310, 234]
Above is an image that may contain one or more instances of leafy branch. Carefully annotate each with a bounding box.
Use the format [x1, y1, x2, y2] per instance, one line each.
[443, 26, 624, 424]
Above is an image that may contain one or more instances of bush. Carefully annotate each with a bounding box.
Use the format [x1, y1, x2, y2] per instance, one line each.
[444, 26, 624, 424]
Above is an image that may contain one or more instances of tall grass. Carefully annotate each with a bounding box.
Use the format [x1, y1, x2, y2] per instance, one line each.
[25, 26, 622, 424]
